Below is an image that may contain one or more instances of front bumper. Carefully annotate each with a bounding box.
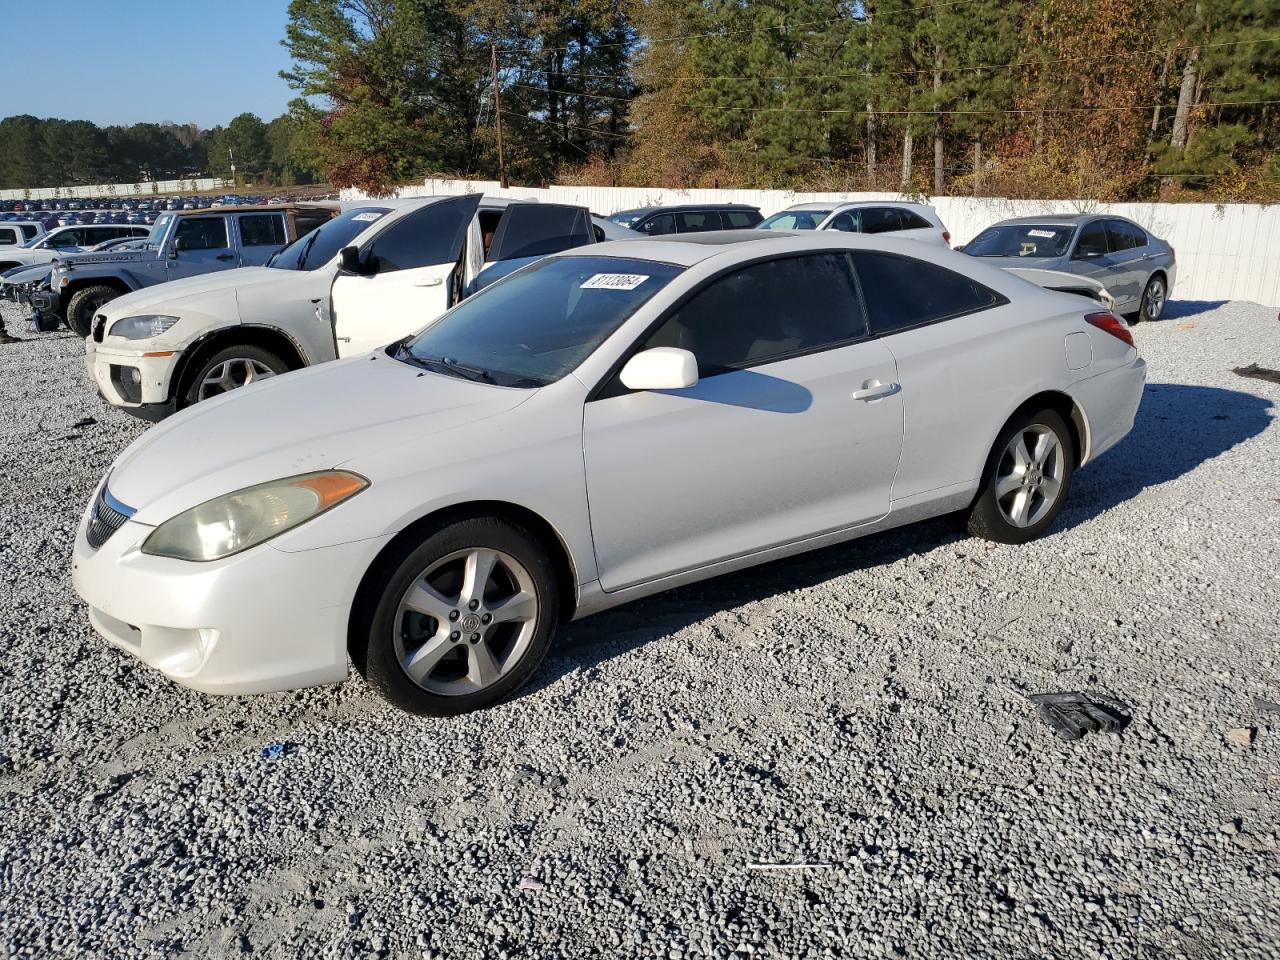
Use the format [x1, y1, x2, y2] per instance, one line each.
[71, 509, 389, 695]
[87, 340, 184, 419]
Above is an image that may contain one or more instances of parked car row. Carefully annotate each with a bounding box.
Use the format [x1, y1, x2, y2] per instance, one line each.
[68, 216, 1148, 715]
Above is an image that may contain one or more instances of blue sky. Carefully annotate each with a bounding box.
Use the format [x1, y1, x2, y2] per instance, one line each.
[0, 0, 295, 129]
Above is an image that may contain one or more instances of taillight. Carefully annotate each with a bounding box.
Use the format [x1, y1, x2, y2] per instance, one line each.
[1085, 311, 1134, 348]
[942, 231, 951, 245]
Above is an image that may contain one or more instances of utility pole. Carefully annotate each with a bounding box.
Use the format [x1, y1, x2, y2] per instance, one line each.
[228, 147, 237, 187]
[491, 44, 508, 188]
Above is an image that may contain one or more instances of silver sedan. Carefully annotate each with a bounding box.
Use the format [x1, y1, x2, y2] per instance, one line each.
[961, 214, 1176, 323]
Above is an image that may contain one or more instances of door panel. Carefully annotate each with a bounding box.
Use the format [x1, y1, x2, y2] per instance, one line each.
[330, 195, 482, 358]
[166, 215, 235, 281]
[1069, 220, 1128, 301]
[583, 340, 904, 592]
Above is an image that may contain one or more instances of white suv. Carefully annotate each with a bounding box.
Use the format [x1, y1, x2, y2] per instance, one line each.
[757, 201, 950, 245]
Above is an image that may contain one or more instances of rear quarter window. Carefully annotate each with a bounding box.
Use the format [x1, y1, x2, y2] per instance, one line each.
[852, 250, 1006, 335]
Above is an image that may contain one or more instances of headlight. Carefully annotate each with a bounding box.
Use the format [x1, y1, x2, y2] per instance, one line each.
[141, 471, 368, 562]
[108, 314, 179, 340]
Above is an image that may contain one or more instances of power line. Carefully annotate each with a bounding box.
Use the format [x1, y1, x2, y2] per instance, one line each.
[499, 110, 630, 143]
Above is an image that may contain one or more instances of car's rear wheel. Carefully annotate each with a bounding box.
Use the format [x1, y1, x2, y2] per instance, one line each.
[181, 345, 287, 406]
[1135, 273, 1167, 324]
[65, 285, 123, 337]
[361, 517, 560, 715]
[967, 408, 1075, 545]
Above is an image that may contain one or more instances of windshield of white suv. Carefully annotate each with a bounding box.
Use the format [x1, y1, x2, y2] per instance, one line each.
[757, 210, 830, 230]
[267, 206, 392, 271]
[964, 224, 1075, 258]
[395, 255, 683, 388]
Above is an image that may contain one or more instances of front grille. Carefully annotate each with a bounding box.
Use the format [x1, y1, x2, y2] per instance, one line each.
[92, 314, 107, 343]
[86, 486, 135, 550]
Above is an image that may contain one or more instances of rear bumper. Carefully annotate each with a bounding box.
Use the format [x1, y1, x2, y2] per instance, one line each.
[1072, 354, 1147, 465]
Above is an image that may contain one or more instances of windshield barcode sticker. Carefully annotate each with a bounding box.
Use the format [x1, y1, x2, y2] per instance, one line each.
[581, 273, 649, 290]
[1027, 229, 1057, 238]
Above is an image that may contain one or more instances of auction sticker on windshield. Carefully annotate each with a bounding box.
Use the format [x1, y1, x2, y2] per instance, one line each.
[1027, 229, 1057, 239]
[581, 273, 649, 291]
[352, 212, 384, 222]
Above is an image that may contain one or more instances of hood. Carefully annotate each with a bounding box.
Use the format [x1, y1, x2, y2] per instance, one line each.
[100, 266, 294, 319]
[108, 350, 533, 525]
[1, 263, 52, 285]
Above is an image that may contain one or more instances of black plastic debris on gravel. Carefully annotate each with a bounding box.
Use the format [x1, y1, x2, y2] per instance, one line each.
[1029, 692, 1131, 741]
[1233, 364, 1280, 385]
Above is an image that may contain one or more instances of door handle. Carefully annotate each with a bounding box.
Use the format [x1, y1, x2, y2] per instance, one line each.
[413, 277, 443, 287]
[216, 254, 236, 261]
[852, 380, 900, 402]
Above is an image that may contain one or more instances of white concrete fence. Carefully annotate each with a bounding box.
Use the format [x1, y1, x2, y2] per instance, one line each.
[0, 177, 232, 201]
[343, 178, 1280, 307]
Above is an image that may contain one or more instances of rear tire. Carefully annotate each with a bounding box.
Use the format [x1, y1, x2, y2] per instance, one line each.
[967, 408, 1075, 545]
[65, 284, 123, 338]
[180, 344, 287, 407]
[360, 517, 560, 716]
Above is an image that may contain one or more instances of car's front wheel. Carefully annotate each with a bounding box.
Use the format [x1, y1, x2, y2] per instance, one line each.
[361, 517, 561, 715]
[181, 345, 287, 406]
[65, 285, 123, 337]
[1135, 273, 1167, 324]
[967, 408, 1075, 545]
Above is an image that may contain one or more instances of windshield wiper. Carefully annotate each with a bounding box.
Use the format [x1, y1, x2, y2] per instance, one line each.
[395, 346, 495, 384]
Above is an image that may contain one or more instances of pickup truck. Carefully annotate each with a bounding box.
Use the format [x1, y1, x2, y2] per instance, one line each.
[86, 195, 633, 420]
[0, 224, 150, 275]
[42, 204, 338, 335]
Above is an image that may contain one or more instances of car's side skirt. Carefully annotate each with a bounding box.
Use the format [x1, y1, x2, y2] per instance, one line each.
[571, 481, 977, 621]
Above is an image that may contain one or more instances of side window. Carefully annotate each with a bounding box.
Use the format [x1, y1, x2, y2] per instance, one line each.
[828, 211, 860, 233]
[897, 209, 934, 230]
[860, 208, 902, 234]
[640, 213, 676, 236]
[640, 254, 867, 375]
[1112, 220, 1147, 250]
[676, 211, 720, 232]
[0, 228, 17, 245]
[365, 202, 472, 273]
[174, 216, 230, 251]
[50, 230, 84, 248]
[1073, 222, 1109, 259]
[239, 213, 287, 247]
[723, 210, 757, 229]
[20, 224, 39, 239]
[852, 250, 1004, 335]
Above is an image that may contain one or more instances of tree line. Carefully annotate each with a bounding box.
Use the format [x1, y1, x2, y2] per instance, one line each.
[4, 0, 1276, 201]
[279, 0, 1277, 200]
[0, 112, 322, 191]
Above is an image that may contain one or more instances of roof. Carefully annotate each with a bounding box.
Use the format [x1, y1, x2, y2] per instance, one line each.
[995, 214, 1097, 226]
[783, 200, 935, 212]
[612, 203, 759, 216]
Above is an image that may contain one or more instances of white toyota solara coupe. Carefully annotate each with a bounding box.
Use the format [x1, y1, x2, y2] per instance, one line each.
[72, 230, 1146, 715]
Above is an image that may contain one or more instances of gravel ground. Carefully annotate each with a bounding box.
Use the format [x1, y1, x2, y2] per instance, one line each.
[1, 299, 1278, 960]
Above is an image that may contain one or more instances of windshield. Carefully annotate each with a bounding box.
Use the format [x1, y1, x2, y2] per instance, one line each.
[396, 255, 683, 388]
[145, 214, 174, 248]
[608, 211, 646, 227]
[964, 224, 1075, 258]
[757, 210, 831, 231]
[268, 206, 391, 270]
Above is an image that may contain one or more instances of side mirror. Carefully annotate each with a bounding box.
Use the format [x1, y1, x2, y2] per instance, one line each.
[170, 236, 185, 258]
[339, 245, 369, 275]
[954, 243, 966, 252]
[620, 347, 699, 391]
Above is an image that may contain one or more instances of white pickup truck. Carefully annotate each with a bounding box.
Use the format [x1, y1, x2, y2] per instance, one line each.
[85, 195, 630, 419]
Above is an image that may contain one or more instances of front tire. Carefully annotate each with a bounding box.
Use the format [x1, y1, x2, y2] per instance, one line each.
[967, 408, 1075, 545]
[180, 344, 287, 407]
[1136, 273, 1167, 324]
[361, 517, 561, 715]
[65, 284, 123, 337]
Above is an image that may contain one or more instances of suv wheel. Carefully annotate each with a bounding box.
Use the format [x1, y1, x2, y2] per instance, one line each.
[65, 285, 123, 337]
[182, 345, 287, 406]
[360, 517, 560, 715]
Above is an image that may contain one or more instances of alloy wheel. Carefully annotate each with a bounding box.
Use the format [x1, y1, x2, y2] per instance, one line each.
[1144, 277, 1165, 319]
[197, 358, 277, 400]
[393, 547, 539, 696]
[994, 424, 1067, 528]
